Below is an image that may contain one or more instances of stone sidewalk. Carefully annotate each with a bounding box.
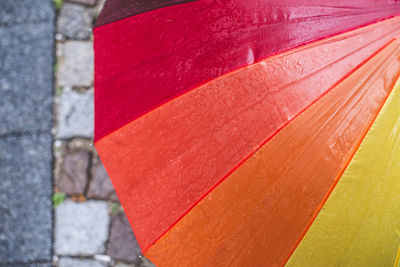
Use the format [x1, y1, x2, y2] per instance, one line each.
[53, 0, 151, 266]
[0, 0, 54, 265]
[1, 0, 154, 266]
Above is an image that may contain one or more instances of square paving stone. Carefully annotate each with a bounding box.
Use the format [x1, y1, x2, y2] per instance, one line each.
[0, 133, 52, 263]
[0, 0, 54, 135]
[57, 3, 93, 40]
[56, 89, 94, 139]
[55, 200, 110, 255]
[57, 41, 94, 87]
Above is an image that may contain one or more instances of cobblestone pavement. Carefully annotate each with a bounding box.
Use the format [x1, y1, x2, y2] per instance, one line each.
[1, 0, 153, 266]
[53, 1, 149, 266]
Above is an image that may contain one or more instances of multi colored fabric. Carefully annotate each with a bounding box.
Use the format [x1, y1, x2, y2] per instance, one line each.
[145, 38, 400, 266]
[94, 1, 400, 265]
[94, 0, 400, 140]
[287, 75, 400, 267]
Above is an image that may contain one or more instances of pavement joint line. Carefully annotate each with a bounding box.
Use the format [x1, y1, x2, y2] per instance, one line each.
[83, 150, 94, 197]
[0, 130, 50, 139]
[0, 19, 51, 28]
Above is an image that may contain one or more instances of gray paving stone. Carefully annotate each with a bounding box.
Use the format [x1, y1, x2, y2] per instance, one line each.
[106, 213, 141, 263]
[58, 257, 106, 267]
[57, 150, 90, 195]
[0, 134, 52, 263]
[57, 3, 93, 40]
[0, 0, 54, 135]
[56, 89, 94, 138]
[55, 200, 110, 255]
[88, 161, 118, 201]
[57, 41, 94, 87]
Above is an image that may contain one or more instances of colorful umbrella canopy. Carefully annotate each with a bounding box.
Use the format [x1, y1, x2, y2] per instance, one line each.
[94, 1, 400, 266]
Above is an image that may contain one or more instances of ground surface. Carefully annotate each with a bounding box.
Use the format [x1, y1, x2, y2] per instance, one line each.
[0, 0, 151, 266]
[0, 1, 54, 265]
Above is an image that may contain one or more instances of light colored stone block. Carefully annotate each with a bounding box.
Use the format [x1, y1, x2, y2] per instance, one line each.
[58, 41, 94, 87]
[55, 200, 110, 255]
[57, 3, 92, 40]
[56, 89, 93, 138]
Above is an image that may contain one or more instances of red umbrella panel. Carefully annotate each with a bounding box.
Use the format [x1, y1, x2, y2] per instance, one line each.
[94, 0, 400, 141]
[94, 1, 400, 266]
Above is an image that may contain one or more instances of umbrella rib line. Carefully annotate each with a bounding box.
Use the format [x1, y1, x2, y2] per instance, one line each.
[282, 62, 400, 267]
[141, 37, 398, 254]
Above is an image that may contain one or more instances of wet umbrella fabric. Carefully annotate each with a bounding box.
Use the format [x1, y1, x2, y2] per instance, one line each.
[94, 1, 400, 266]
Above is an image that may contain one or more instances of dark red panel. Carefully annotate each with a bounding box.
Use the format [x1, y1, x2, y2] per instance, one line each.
[95, 0, 195, 27]
[94, 0, 400, 141]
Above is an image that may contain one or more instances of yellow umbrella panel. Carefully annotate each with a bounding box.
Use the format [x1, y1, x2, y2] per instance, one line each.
[288, 76, 400, 266]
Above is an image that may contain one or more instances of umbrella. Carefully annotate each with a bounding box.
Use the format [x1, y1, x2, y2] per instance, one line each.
[93, 1, 400, 265]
